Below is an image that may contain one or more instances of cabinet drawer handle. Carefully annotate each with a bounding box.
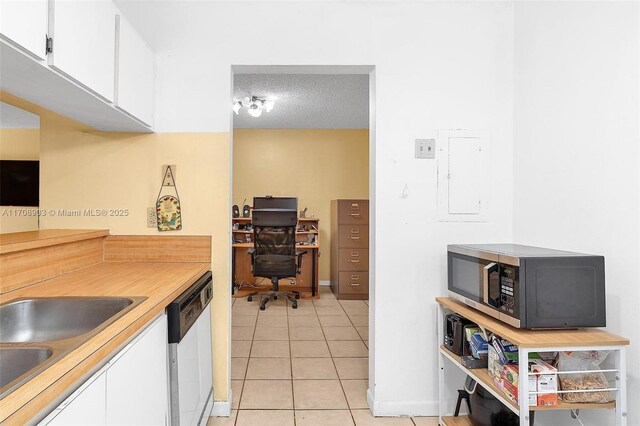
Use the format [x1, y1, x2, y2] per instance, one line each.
[348, 282, 360, 286]
[347, 213, 361, 217]
[348, 259, 360, 263]
[348, 236, 360, 240]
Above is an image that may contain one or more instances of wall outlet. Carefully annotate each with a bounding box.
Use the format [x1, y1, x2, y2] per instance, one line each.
[415, 139, 436, 159]
[147, 207, 157, 228]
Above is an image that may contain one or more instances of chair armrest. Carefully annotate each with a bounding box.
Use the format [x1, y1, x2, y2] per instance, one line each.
[295, 250, 307, 274]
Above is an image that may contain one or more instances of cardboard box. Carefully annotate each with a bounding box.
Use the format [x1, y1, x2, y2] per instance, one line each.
[488, 344, 504, 381]
[503, 364, 537, 406]
[531, 359, 558, 406]
[491, 336, 519, 364]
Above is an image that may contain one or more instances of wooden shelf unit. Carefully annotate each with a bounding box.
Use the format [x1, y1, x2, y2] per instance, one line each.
[436, 297, 629, 426]
[231, 216, 320, 297]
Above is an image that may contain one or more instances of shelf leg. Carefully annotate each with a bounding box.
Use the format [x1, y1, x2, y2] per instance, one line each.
[437, 303, 445, 423]
[615, 347, 627, 426]
[518, 347, 530, 426]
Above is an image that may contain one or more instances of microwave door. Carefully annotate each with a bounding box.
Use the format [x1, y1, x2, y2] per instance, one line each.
[448, 252, 498, 306]
[483, 262, 500, 308]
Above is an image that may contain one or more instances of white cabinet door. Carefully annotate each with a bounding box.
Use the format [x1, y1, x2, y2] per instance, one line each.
[43, 372, 106, 426]
[0, 0, 49, 60]
[50, 0, 117, 101]
[116, 14, 154, 126]
[105, 314, 168, 426]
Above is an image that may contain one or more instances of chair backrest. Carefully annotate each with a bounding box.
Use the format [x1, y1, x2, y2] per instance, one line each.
[251, 207, 298, 278]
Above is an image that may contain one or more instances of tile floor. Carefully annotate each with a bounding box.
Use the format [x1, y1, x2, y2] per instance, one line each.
[208, 287, 438, 426]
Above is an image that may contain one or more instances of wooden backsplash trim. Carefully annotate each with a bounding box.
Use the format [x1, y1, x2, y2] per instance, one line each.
[0, 229, 109, 255]
[0, 238, 105, 294]
[103, 235, 212, 263]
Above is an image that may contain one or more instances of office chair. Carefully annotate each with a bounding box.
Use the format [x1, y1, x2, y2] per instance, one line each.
[247, 204, 306, 310]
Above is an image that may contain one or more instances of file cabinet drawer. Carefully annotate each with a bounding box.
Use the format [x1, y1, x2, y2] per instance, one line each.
[338, 200, 369, 225]
[338, 226, 368, 248]
[338, 249, 369, 271]
[338, 272, 369, 295]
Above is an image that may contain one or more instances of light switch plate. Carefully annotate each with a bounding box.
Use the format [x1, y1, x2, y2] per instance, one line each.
[415, 139, 436, 159]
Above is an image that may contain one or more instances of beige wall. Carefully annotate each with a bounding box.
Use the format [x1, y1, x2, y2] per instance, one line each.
[0, 91, 231, 402]
[233, 129, 369, 281]
[0, 128, 40, 160]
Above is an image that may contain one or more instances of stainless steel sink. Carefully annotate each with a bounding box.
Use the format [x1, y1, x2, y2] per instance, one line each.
[0, 296, 147, 399]
[0, 297, 136, 342]
[0, 346, 53, 390]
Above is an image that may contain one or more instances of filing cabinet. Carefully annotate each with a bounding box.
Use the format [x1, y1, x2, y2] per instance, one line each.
[330, 199, 369, 299]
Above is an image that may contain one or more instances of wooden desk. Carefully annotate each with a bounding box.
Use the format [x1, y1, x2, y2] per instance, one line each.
[232, 217, 320, 297]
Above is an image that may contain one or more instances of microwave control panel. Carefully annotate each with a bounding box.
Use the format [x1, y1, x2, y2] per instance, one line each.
[498, 266, 519, 317]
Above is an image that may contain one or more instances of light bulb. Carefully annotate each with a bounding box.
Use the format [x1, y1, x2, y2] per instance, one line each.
[264, 100, 275, 112]
[232, 101, 242, 115]
[248, 104, 263, 117]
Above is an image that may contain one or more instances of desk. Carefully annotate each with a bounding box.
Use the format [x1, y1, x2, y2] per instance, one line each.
[232, 217, 320, 297]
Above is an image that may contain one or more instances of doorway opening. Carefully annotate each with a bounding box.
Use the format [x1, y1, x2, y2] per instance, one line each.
[228, 65, 375, 422]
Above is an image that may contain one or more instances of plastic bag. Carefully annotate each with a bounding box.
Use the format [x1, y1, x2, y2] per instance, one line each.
[557, 351, 613, 403]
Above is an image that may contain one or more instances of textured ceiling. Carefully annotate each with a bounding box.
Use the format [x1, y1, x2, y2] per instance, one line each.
[233, 74, 369, 129]
[0, 102, 39, 129]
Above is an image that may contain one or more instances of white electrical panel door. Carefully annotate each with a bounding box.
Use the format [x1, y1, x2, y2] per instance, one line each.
[105, 315, 168, 426]
[115, 14, 154, 126]
[0, 0, 49, 60]
[50, 0, 117, 102]
[43, 372, 107, 426]
[437, 130, 491, 222]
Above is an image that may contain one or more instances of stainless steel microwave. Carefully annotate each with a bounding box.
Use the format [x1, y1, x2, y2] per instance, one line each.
[447, 244, 606, 329]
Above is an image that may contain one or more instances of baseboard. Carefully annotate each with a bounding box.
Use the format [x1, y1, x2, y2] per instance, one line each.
[209, 390, 232, 417]
[319, 280, 330, 286]
[367, 390, 438, 417]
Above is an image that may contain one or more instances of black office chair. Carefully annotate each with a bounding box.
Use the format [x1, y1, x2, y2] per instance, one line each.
[247, 206, 306, 310]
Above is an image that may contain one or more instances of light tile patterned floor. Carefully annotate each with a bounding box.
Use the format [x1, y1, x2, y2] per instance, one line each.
[209, 286, 438, 426]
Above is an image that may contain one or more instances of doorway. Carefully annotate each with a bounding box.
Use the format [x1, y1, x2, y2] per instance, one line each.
[226, 65, 375, 424]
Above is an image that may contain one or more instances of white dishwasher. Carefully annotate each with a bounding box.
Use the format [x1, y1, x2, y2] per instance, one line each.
[168, 271, 213, 426]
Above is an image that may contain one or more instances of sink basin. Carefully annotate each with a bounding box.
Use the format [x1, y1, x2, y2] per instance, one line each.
[0, 296, 146, 399]
[0, 297, 135, 342]
[0, 346, 53, 390]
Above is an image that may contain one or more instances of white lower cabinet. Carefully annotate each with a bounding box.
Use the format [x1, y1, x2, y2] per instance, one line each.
[40, 314, 168, 426]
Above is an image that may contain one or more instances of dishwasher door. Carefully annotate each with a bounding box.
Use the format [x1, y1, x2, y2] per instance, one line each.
[169, 303, 213, 425]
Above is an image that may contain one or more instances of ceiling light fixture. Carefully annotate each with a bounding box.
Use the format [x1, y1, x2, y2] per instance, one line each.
[232, 96, 275, 117]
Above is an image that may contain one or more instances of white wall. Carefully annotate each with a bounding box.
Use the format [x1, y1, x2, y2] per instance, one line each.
[514, 2, 639, 425]
[127, 1, 516, 415]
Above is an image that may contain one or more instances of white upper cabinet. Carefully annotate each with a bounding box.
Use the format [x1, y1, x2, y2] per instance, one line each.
[116, 14, 154, 126]
[0, 0, 49, 60]
[49, 0, 117, 102]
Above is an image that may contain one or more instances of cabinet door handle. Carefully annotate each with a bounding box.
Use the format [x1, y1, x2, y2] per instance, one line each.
[348, 259, 360, 263]
[348, 236, 360, 240]
[348, 213, 361, 217]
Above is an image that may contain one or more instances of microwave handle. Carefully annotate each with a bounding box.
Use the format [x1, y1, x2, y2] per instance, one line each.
[483, 262, 498, 305]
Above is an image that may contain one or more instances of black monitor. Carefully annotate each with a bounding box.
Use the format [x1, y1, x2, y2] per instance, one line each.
[0, 160, 39, 207]
[253, 196, 297, 210]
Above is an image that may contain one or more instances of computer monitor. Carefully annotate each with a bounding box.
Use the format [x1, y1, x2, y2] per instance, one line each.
[253, 196, 297, 210]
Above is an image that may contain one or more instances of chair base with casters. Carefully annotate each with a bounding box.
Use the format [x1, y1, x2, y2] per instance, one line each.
[247, 276, 301, 310]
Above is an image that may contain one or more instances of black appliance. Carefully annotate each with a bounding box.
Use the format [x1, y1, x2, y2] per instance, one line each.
[448, 244, 606, 329]
[467, 378, 534, 426]
[444, 313, 475, 356]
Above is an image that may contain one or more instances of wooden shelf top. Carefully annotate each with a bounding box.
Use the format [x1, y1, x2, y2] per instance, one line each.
[232, 217, 319, 222]
[440, 345, 617, 412]
[441, 415, 472, 426]
[233, 243, 319, 249]
[436, 297, 629, 348]
[0, 229, 109, 254]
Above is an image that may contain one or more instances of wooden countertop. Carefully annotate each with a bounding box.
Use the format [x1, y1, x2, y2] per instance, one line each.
[0, 261, 210, 424]
[436, 297, 630, 348]
[0, 229, 109, 254]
